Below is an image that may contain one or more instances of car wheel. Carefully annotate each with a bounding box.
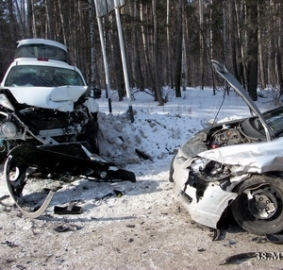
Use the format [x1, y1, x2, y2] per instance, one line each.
[0, 140, 8, 164]
[0, 151, 7, 164]
[231, 175, 283, 235]
[81, 120, 100, 155]
[90, 132, 100, 155]
[4, 155, 28, 198]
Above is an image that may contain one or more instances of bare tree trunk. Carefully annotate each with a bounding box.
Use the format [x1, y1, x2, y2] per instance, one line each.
[89, 1, 96, 92]
[68, 0, 78, 65]
[199, 0, 204, 89]
[109, 14, 125, 101]
[274, 2, 283, 96]
[31, 0, 37, 37]
[152, 0, 164, 105]
[26, 0, 33, 37]
[234, 0, 246, 87]
[230, 2, 238, 79]
[57, 1, 67, 44]
[44, 0, 50, 38]
[257, 1, 266, 89]
[182, 14, 187, 91]
[166, 0, 173, 88]
[140, 1, 154, 90]
[14, 0, 25, 38]
[258, 28, 266, 89]
[175, 0, 183, 97]
[209, 0, 213, 61]
[7, 0, 18, 44]
[132, 1, 144, 91]
[246, 0, 258, 101]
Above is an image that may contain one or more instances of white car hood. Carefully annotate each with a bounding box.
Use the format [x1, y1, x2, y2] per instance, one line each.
[7, 85, 88, 112]
[198, 137, 283, 174]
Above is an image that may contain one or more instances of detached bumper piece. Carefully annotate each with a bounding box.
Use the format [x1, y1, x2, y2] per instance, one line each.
[4, 143, 136, 218]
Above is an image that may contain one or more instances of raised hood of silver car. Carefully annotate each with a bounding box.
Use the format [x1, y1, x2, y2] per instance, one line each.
[211, 60, 273, 141]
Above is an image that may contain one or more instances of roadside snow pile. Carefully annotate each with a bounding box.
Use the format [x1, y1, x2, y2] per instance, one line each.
[97, 108, 197, 166]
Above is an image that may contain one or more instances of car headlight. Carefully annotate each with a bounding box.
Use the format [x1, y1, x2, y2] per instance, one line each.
[0, 94, 14, 111]
[1, 121, 17, 138]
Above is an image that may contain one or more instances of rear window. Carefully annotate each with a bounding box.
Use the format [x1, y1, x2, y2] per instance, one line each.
[4, 65, 85, 87]
[14, 44, 68, 62]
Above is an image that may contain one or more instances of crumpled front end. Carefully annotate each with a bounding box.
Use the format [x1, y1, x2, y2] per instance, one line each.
[171, 137, 283, 229]
[171, 153, 238, 229]
[198, 137, 283, 174]
[7, 85, 88, 112]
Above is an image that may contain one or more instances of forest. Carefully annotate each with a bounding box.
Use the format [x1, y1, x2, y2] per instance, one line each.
[0, 0, 283, 104]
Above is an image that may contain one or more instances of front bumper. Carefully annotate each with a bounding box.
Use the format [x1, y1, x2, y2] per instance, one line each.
[171, 154, 237, 229]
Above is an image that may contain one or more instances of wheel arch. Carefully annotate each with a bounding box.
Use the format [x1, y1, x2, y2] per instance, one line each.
[231, 173, 282, 193]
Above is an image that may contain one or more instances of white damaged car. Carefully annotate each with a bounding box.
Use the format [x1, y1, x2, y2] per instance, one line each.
[170, 60, 283, 235]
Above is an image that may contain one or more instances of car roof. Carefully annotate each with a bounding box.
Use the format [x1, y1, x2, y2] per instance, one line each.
[17, 38, 67, 52]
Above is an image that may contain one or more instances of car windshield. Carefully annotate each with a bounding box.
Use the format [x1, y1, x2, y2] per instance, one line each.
[265, 108, 283, 135]
[4, 65, 85, 87]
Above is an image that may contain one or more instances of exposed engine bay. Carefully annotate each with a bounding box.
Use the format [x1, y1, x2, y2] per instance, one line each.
[180, 119, 256, 160]
[0, 96, 93, 141]
[207, 124, 249, 148]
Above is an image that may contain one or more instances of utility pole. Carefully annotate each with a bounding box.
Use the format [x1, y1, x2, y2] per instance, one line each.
[94, 0, 112, 113]
[113, 0, 134, 122]
[93, 0, 134, 122]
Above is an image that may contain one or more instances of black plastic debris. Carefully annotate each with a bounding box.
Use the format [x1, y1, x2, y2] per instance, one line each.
[54, 224, 82, 232]
[4, 143, 136, 218]
[54, 204, 83, 215]
[135, 148, 152, 161]
[1, 241, 19, 248]
[212, 229, 224, 241]
[266, 234, 283, 244]
[219, 252, 258, 265]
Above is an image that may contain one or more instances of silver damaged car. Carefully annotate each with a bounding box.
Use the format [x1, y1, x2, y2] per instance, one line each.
[170, 60, 283, 235]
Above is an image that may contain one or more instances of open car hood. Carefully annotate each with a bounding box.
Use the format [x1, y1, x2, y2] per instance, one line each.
[211, 60, 273, 140]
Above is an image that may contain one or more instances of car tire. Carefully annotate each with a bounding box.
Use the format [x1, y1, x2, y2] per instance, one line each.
[0, 140, 8, 164]
[231, 175, 283, 235]
[80, 120, 100, 155]
[0, 151, 7, 165]
[90, 132, 100, 155]
[4, 156, 28, 198]
[87, 130, 100, 155]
